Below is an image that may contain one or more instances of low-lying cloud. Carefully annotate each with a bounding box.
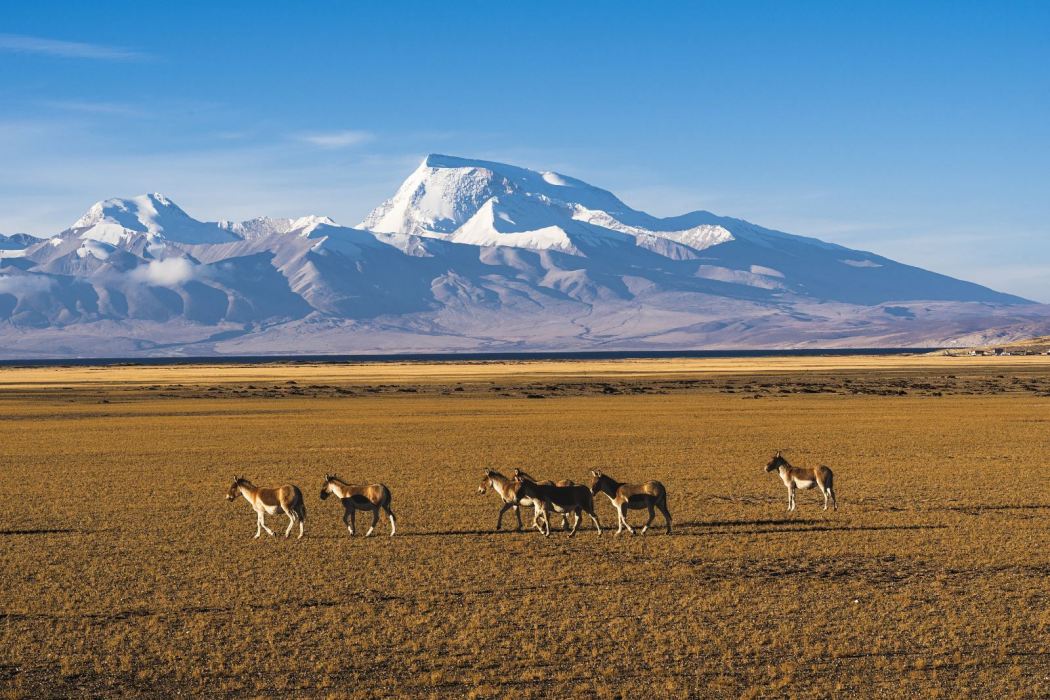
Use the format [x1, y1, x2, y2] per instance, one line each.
[130, 257, 197, 287]
[0, 273, 55, 295]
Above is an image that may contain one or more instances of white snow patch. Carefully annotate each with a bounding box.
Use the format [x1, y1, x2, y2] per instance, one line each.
[696, 265, 784, 290]
[750, 265, 784, 278]
[841, 259, 883, 268]
[79, 222, 133, 245]
[572, 207, 733, 252]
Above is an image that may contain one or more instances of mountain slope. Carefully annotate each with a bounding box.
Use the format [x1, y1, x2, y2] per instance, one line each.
[0, 154, 1045, 358]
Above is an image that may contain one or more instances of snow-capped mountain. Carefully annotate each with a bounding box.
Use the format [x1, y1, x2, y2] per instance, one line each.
[71, 193, 240, 245]
[0, 154, 1047, 358]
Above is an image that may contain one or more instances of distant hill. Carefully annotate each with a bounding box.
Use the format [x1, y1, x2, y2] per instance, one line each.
[942, 335, 1050, 356]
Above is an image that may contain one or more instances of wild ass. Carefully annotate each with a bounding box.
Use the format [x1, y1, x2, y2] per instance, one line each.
[320, 474, 397, 536]
[765, 452, 837, 511]
[475, 469, 573, 531]
[589, 470, 672, 535]
[510, 473, 602, 536]
[225, 477, 306, 539]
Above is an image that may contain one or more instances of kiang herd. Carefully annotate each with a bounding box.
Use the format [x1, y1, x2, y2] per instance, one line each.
[225, 451, 837, 540]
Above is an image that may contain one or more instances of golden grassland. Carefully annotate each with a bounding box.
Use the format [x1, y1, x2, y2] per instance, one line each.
[1, 356, 1049, 698]
[4, 352, 1050, 390]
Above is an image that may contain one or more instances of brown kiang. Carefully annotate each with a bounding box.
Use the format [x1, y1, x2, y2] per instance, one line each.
[320, 474, 397, 536]
[765, 452, 837, 512]
[589, 470, 672, 535]
[226, 477, 307, 539]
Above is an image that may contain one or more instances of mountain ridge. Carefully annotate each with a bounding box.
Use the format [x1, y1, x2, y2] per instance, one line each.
[0, 154, 1045, 358]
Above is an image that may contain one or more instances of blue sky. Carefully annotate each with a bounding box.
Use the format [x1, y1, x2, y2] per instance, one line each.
[1, 1, 1048, 300]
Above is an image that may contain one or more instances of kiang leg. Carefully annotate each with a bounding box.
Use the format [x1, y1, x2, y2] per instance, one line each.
[496, 502, 511, 530]
[642, 504, 656, 534]
[259, 511, 275, 537]
[658, 502, 672, 534]
[535, 505, 550, 536]
[619, 503, 635, 535]
[531, 505, 546, 533]
[589, 510, 602, 535]
[282, 506, 295, 538]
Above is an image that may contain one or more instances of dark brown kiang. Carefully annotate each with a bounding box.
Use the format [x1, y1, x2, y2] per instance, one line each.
[510, 471, 603, 536]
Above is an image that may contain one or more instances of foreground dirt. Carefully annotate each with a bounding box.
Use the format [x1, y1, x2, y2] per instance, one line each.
[1, 356, 1048, 698]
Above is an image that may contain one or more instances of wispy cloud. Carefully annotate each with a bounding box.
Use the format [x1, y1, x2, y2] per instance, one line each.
[295, 130, 374, 149]
[0, 33, 144, 60]
[38, 100, 145, 117]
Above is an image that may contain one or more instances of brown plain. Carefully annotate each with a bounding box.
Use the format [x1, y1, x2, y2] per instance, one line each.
[1, 355, 1048, 698]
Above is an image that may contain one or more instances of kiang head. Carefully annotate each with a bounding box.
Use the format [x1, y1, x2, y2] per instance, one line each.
[766, 451, 788, 472]
[319, 474, 336, 500]
[226, 477, 243, 501]
[477, 470, 492, 495]
[589, 469, 606, 495]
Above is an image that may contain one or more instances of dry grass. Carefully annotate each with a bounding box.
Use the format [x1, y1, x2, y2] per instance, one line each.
[1, 356, 1048, 698]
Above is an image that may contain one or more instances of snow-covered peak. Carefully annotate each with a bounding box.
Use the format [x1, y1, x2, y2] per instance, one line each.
[223, 215, 336, 239]
[358, 154, 738, 258]
[359, 154, 629, 238]
[290, 215, 336, 234]
[71, 193, 239, 245]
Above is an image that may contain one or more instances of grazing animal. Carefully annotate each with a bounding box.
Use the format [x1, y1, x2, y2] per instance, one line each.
[589, 470, 672, 535]
[765, 452, 837, 511]
[515, 469, 576, 531]
[320, 474, 397, 537]
[475, 469, 573, 531]
[226, 477, 306, 539]
[510, 473, 602, 537]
